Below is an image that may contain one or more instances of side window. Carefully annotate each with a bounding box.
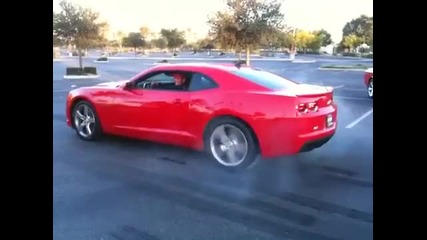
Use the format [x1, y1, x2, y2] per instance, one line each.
[188, 73, 218, 91]
[135, 71, 175, 89]
[146, 72, 174, 83]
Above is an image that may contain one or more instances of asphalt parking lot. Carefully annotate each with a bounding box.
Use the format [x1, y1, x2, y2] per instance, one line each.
[53, 55, 373, 240]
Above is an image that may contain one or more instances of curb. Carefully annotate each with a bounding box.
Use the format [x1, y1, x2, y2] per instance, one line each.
[292, 60, 316, 63]
[152, 62, 170, 65]
[318, 67, 367, 72]
[63, 75, 100, 79]
[63, 56, 298, 62]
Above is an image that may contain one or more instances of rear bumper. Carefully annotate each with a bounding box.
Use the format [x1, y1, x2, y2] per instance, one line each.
[259, 125, 336, 158]
[257, 105, 337, 158]
[299, 131, 335, 152]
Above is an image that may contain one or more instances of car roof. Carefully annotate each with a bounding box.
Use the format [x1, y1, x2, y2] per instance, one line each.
[150, 62, 246, 72]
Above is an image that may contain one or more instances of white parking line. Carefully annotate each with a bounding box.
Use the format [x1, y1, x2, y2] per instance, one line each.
[346, 109, 373, 129]
[333, 85, 344, 89]
[334, 96, 371, 101]
[340, 88, 367, 92]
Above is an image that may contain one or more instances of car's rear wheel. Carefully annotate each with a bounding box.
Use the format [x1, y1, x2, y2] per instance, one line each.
[205, 117, 259, 170]
[72, 101, 102, 141]
[367, 78, 373, 98]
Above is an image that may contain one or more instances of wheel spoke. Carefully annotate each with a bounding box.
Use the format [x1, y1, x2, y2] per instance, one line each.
[215, 125, 229, 143]
[76, 110, 85, 120]
[235, 143, 246, 153]
[225, 149, 240, 163]
[77, 122, 85, 132]
[83, 105, 89, 116]
[85, 124, 92, 135]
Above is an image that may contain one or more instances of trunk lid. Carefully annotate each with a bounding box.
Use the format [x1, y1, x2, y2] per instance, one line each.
[287, 84, 334, 112]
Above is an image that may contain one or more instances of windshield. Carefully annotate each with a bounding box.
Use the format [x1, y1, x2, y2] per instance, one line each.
[230, 68, 299, 90]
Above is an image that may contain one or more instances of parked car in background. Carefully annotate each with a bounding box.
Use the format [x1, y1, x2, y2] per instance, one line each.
[364, 68, 373, 98]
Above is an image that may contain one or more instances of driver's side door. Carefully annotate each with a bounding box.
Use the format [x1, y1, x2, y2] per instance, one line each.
[112, 71, 191, 144]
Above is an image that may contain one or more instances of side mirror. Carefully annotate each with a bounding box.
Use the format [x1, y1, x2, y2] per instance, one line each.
[124, 81, 134, 90]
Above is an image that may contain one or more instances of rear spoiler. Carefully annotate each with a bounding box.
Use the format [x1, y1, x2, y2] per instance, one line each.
[325, 86, 334, 92]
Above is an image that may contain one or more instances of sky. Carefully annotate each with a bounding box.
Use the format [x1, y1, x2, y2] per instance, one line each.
[53, 0, 373, 43]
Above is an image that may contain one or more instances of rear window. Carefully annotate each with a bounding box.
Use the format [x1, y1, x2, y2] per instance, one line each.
[230, 68, 298, 90]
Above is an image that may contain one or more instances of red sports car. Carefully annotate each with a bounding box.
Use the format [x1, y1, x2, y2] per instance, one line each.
[364, 67, 373, 98]
[66, 63, 337, 169]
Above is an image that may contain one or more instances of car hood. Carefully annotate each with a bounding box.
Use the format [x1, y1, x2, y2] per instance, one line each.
[94, 80, 129, 88]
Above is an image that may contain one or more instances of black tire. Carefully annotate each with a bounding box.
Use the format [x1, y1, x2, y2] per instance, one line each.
[204, 117, 259, 170]
[367, 78, 373, 99]
[71, 100, 103, 141]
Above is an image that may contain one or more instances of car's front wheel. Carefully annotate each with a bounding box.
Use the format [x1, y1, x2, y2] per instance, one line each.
[205, 117, 259, 170]
[72, 100, 102, 140]
[367, 78, 373, 98]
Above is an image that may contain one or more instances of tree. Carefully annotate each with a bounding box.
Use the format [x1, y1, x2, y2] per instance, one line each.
[208, 12, 239, 54]
[208, 0, 284, 65]
[53, 12, 63, 46]
[116, 31, 125, 50]
[160, 29, 186, 52]
[196, 38, 216, 51]
[139, 26, 151, 40]
[295, 30, 314, 53]
[122, 32, 146, 56]
[151, 37, 168, 49]
[314, 29, 332, 46]
[341, 34, 362, 52]
[306, 34, 322, 52]
[342, 15, 373, 46]
[294, 30, 325, 53]
[266, 28, 294, 50]
[53, 0, 108, 71]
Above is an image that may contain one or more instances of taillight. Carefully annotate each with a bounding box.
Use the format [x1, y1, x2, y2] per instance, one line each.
[296, 103, 308, 113]
[327, 94, 334, 105]
[296, 102, 318, 113]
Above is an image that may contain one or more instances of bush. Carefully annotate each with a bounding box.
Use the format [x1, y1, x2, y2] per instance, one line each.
[321, 64, 369, 69]
[84, 67, 97, 75]
[341, 52, 360, 57]
[363, 53, 373, 59]
[96, 57, 108, 61]
[66, 67, 97, 76]
[173, 53, 178, 56]
[296, 51, 320, 55]
[66, 67, 81, 75]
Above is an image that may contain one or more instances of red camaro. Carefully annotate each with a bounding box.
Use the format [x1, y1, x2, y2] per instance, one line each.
[66, 63, 337, 169]
[364, 67, 373, 98]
